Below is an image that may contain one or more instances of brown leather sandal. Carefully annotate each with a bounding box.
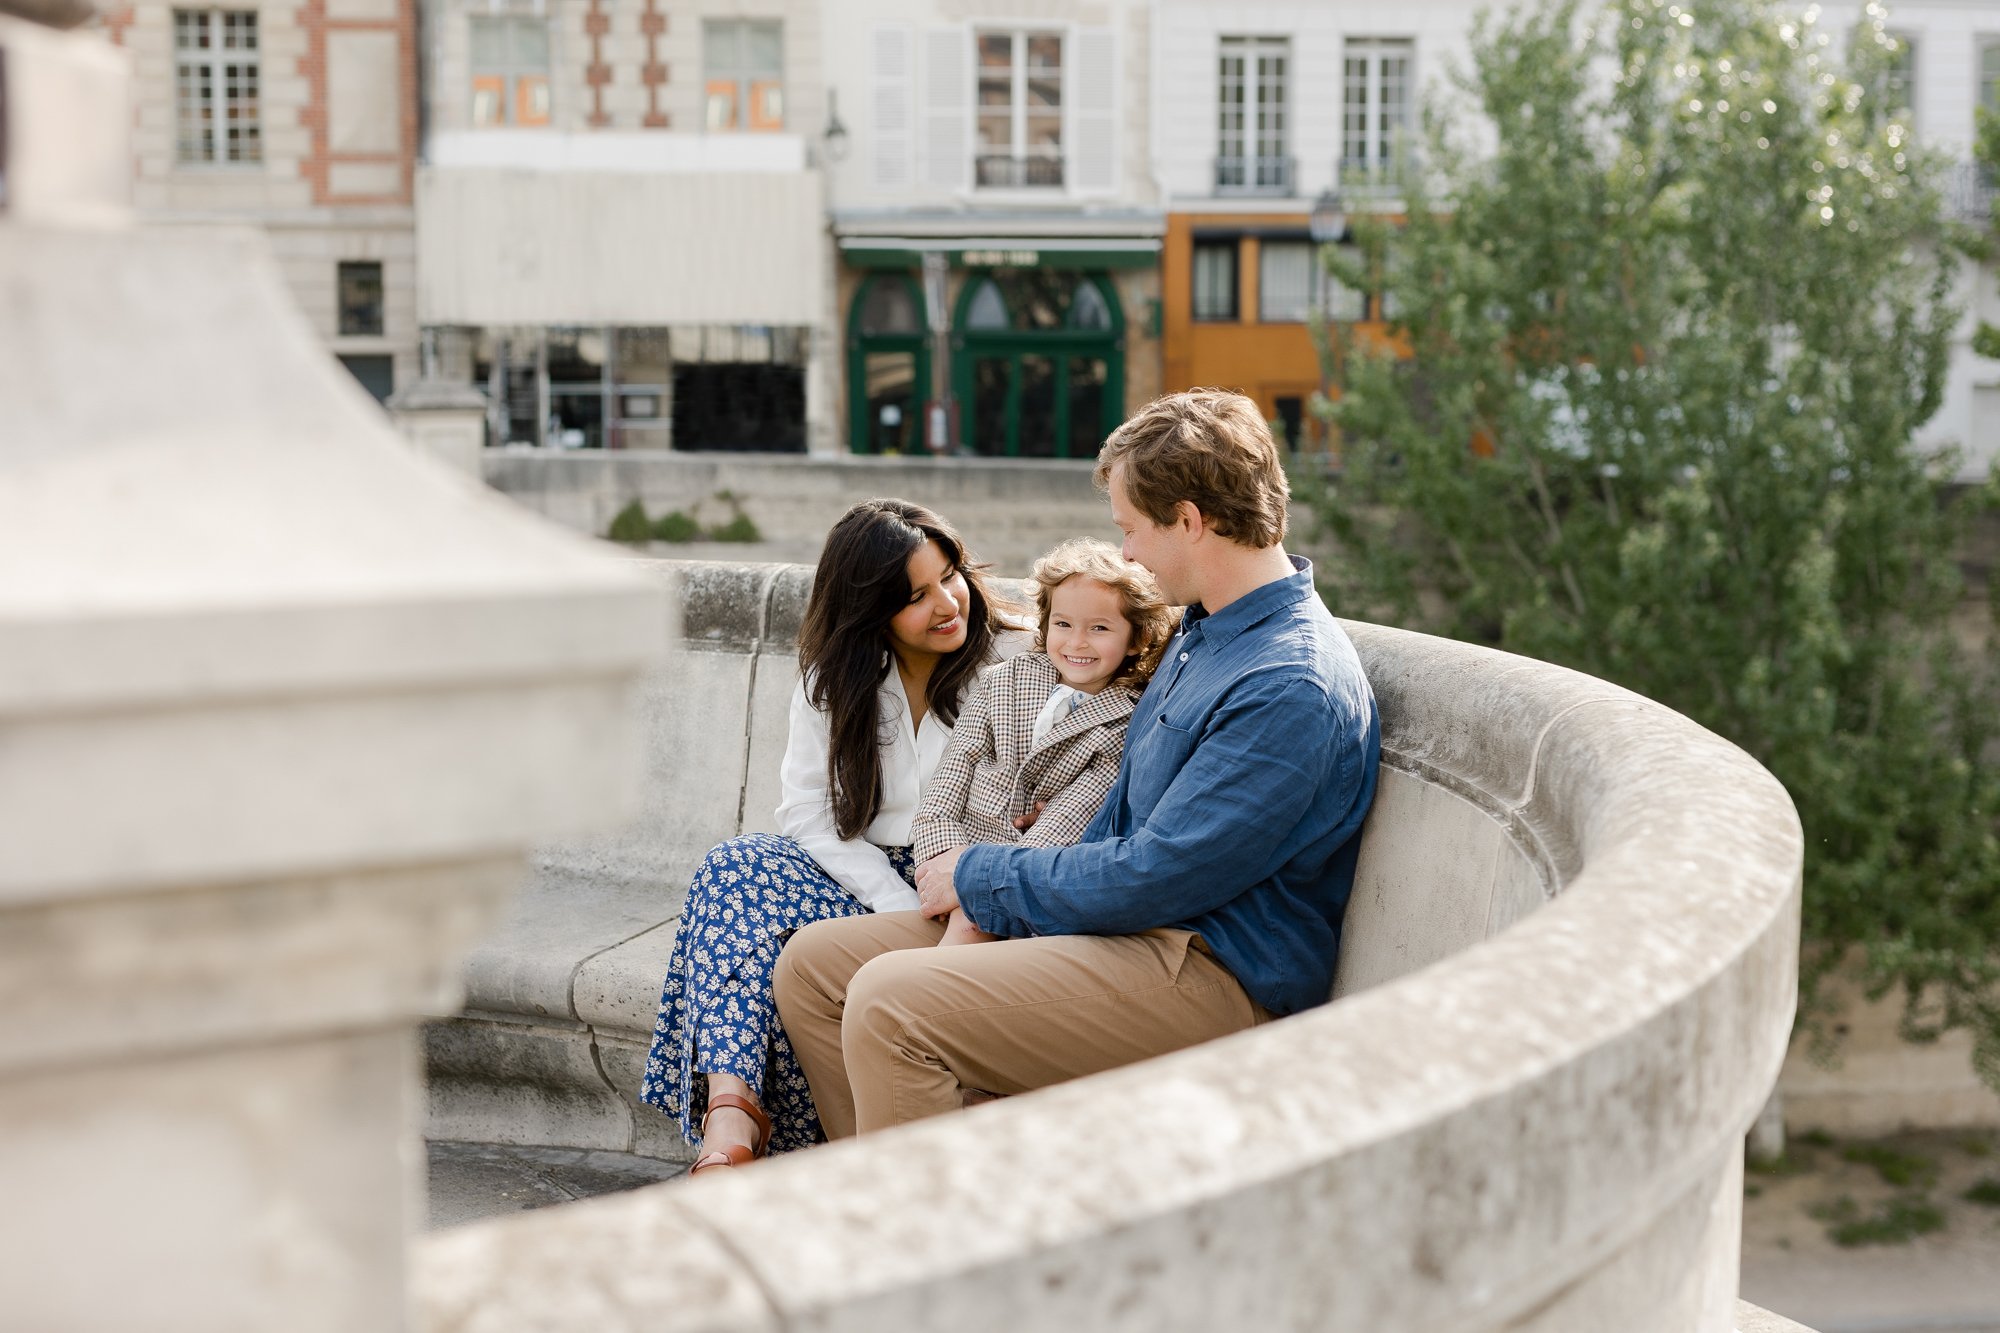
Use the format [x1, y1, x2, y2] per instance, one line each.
[688, 1092, 773, 1175]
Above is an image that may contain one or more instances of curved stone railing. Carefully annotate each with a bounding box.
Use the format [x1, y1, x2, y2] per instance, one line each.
[417, 559, 1804, 1333]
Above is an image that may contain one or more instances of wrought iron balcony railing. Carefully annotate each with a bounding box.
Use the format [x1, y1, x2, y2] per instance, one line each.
[1214, 155, 1296, 195]
[1944, 161, 1998, 225]
[975, 154, 1065, 188]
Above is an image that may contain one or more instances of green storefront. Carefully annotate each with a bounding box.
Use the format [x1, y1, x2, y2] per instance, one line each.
[843, 240, 1157, 458]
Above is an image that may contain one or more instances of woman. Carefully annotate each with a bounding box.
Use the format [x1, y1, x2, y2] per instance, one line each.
[639, 498, 1016, 1173]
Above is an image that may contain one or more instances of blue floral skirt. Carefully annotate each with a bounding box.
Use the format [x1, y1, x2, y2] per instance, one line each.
[639, 833, 915, 1155]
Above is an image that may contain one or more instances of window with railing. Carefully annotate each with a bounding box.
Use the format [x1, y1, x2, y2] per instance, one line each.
[1217, 36, 1292, 194]
[706, 20, 784, 131]
[976, 31, 1063, 187]
[470, 15, 551, 128]
[173, 9, 261, 164]
[1342, 38, 1412, 188]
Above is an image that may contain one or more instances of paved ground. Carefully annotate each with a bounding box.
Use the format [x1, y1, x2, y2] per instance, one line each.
[426, 1142, 685, 1231]
[428, 1129, 2000, 1332]
[1739, 1129, 2000, 1333]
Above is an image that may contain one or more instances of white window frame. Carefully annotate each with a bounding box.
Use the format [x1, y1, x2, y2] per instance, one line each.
[469, 13, 553, 129]
[705, 18, 786, 132]
[1878, 30, 1916, 126]
[173, 8, 262, 166]
[1217, 36, 1290, 194]
[1342, 37, 1414, 187]
[973, 27, 1065, 190]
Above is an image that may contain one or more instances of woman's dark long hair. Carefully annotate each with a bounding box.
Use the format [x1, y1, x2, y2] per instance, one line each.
[798, 498, 1013, 840]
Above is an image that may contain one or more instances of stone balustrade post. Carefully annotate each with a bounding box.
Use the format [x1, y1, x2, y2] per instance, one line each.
[0, 13, 662, 1330]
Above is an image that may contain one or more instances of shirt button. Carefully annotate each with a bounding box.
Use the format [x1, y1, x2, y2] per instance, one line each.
[1179, 652, 1190, 662]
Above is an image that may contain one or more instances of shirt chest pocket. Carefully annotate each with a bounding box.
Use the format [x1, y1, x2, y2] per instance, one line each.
[971, 762, 1021, 828]
[1128, 712, 1197, 812]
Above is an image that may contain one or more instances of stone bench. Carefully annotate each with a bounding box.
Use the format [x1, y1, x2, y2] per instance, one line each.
[420, 556, 1807, 1332]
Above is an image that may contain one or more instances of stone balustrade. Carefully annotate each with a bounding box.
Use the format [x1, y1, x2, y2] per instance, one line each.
[417, 558, 1810, 1333]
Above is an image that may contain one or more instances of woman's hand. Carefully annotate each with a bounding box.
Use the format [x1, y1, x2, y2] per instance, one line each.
[915, 847, 965, 919]
[1012, 801, 1047, 831]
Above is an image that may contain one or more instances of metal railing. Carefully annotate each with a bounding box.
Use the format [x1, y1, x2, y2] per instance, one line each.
[1944, 161, 1997, 225]
[975, 154, 1065, 188]
[1215, 155, 1296, 195]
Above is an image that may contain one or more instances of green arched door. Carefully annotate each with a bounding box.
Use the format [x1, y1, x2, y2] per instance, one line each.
[847, 272, 930, 454]
[951, 271, 1123, 458]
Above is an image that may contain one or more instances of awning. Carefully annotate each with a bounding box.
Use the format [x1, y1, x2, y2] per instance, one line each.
[416, 165, 824, 327]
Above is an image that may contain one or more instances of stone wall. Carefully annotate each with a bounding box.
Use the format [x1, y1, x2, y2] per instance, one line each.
[416, 557, 1806, 1333]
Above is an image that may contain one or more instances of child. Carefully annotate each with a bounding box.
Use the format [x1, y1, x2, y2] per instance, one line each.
[912, 537, 1176, 946]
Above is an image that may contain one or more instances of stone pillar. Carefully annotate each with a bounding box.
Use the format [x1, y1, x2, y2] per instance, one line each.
[387, 377, 491, 474]
[0, 13, 661, 1332]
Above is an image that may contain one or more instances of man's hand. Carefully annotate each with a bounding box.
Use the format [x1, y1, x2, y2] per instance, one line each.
[914, 847, 965, 919]
[1011, 800, 1047, 832]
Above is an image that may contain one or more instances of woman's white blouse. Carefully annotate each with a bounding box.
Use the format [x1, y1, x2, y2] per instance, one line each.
[774, 673, 951, 914]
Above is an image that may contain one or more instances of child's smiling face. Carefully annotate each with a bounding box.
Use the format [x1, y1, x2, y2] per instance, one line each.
[1045, 575, 1137, 695]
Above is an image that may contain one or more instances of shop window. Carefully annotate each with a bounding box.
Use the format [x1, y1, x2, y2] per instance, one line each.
[849, 273, 928, 455]
[1069, 280, 1113, 330]
[706, 20, 784, 131]
[471, 15, 551, 128]
[1258, 240, 1316, 323]
[975, 31, 1063, 187]
[674, 364, 805, 451]
[337, 261, 384, 337]
[964, 279, 1010, 330]
[174, 9, 261, 164]
[860, 277, 923, 335]
[1192, 241, 1238, 321]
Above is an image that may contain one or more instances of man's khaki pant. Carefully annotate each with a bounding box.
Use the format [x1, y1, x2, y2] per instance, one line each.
[772, 911, 1270, 1139]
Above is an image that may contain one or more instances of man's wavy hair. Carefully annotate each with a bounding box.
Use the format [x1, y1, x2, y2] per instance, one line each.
[797, 498, 1017, 840]
[1029, 538, 1175, 690]
[1093, 389, 1289, 548]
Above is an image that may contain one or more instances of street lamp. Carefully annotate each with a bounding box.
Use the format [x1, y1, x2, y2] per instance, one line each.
[823, 90, 850, 163]
[1307, 188, 1350, 466]
[1309, 187, 1348, 244]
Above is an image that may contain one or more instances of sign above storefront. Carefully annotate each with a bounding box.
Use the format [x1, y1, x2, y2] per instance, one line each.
[839, 239, 1161, 272]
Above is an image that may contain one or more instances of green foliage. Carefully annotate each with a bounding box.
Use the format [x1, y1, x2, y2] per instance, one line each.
[1808, 1193, 1946, 1246]
[606, 498, 653, 544]
[1841, 1142, 1938, 1188]
[650, 510, 703, 543]
[1969, 105, 2000, 341]
[607, 494, 764, 545]
[1313, 0, 2000, 1080]
[1963, 1176, 2000, 1207]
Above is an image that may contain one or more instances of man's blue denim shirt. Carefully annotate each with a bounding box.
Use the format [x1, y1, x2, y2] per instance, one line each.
[958, 557, 1381, 1017]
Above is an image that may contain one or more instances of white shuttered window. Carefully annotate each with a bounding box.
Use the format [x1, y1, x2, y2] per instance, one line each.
[920, 27, 971, 190]
[872, 25, 913, 188]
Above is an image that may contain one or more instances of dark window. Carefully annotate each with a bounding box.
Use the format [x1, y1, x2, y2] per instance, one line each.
[1192, 241, 1238, 321]
[338, 261, 384, 336]
[338, 353, 394, 403]
[672, 363, 805, 451]
[1273, 395, 1304, 451]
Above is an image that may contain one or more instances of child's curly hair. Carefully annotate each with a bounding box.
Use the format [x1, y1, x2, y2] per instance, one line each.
[1029, 538, 1177, 690]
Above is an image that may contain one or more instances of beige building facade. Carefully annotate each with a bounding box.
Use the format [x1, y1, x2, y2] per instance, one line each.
[100, 0, 421, 401]
[413, 0, 836, 453]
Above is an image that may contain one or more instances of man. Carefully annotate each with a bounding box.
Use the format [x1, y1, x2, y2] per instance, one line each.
[771, 389, 1380, 1139]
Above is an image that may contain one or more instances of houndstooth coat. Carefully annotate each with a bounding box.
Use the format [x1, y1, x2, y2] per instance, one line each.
[911, 651, 1135, 863]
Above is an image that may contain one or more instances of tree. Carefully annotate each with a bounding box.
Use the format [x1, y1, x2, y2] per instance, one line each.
[1313, 0, 2000, 1080]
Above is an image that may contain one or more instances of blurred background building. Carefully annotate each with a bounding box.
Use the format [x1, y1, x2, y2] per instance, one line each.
[96, 0, 1999, 477]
